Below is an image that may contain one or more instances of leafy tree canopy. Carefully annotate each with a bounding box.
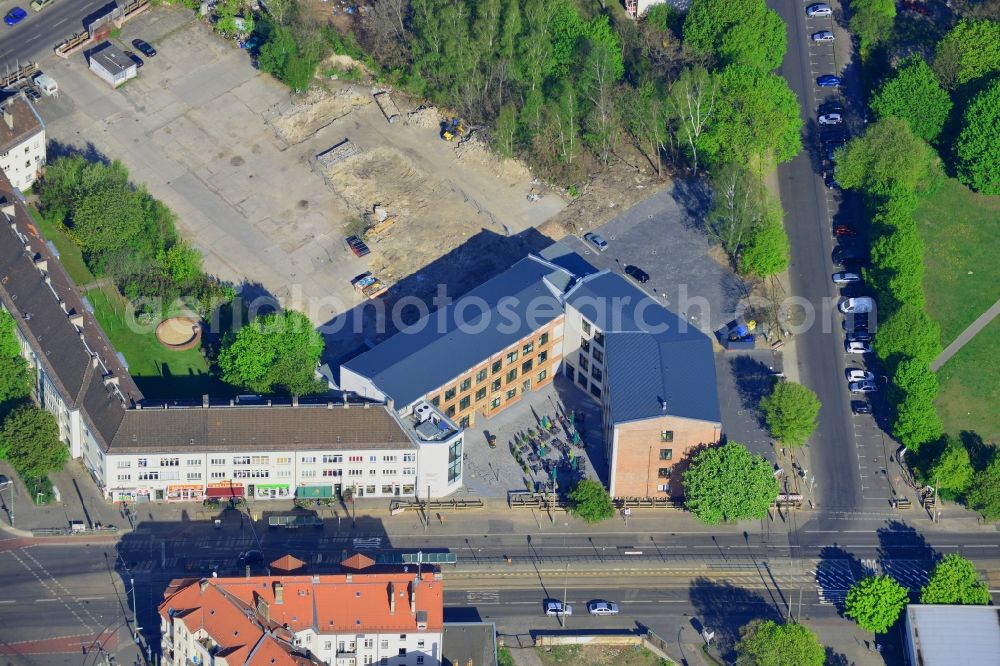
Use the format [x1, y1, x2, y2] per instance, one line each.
[0, 308, 22, 359]
[836, 117, 934, 197]
[682, 441, 779, 524]
[873, 303, 941, 368]
[740, 216, 790, 278]
[736, 620, 825, 666]
[0, 405, 67, 478]
[568, 478, 615, 523]
[682, 0, 786, 70]
[928, 435, 974, 495]
[845, 575, 909, 634]
[759, 381, 821, 446]
[956, 79, 1000, 195]
[893, 386, 943, 452]
[920, 554, 991, 605]
[871, 56, 952, 142]
[967, 458, 1000, 521]
[934, 19, 1000, 88]
[849, 0, 896, 54]
[218, 310, 325, 395]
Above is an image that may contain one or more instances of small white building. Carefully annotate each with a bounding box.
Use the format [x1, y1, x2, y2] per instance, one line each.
[905, 604, 1000, 666]
[0, 91, 46, 191]
[89, 43, 137, 88]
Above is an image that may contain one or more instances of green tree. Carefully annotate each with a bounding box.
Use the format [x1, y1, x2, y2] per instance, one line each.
[844, 575, 909, 634]
[848, 0, 896, 55]
[891, 360, 943, 451]
[682, 0, 786, 71]
[0, 308, 22, 358]
[71, 185, 145, 255]
[0, 310, 32, 418]
[870, 56, 952, 142]
[741, 216, 790, 278]
[706, 164, 776, 270]
[0, 405, 67, 478]
[668, 66, 718, 173]
[955, 80, 1000, 195]
[966, 458, 1000, 520]
[933, 19, 1000, 88]
[920, 554, 991, 605]
[218, 310, 324, 395]
[736, 620, 825, 666]
[162, 242, 203, 290]
[567, 478, 614, 523]
[682, 442, 779, 524]
[867, 220, 926, 310]
[759, 381, 821, 446]
[836, 118, 934, 197]
[873, 304, 941, 368]
[928, 436, 974, 495]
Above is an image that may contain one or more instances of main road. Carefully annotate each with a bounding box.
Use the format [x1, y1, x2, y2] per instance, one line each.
[0, 0, 111, 70]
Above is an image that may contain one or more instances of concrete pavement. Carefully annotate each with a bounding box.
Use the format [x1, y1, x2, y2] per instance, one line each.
[930, 297, 1000, 371]
[0, 0, 110, 69]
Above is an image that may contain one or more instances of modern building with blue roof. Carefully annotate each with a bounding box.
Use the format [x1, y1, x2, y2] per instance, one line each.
[341, 244, 721, 499]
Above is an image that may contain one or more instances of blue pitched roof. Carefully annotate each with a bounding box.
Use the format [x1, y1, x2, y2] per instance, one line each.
[567, 272, 720, 424]
[343, 255, 570, 408]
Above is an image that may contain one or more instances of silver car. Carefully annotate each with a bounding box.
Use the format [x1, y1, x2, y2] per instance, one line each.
[545, 601, 573, 616]
[818, 113, 843, 125]
[587, 601, 620, 616]
[806, 3, 833, 17]
[832, 272, 861, 284]
[849, 380, 878, 393]
[812, 31, 835, 42]
[583, 232, 608, 251]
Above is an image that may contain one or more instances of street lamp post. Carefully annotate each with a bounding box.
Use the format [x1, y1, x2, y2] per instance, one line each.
[130, 578, 141, 640]
[561, 562, 569, 629]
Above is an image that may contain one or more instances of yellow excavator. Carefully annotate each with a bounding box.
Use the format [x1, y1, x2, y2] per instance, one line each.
[441, 116, 467, 142]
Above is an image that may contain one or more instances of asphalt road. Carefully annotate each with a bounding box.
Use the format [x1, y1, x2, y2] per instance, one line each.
[0, 0, 111, 70]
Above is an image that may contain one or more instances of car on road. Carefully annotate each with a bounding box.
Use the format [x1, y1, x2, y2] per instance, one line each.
[847, 331, 873, 343]
[544, 601, 572, 616]
[0, 474, 9, 486]
[587, 601, 620, 616]
[806, 3, 833, 16]
[851, 400, 873, 415]
[839, 296, 874, 313]
[832, 246, 865, 266]
[845, 340, 873, 354]
[825, 140, 847, 161]
[820, 100, 845, 115]
[817, 75, 842, 87]
[123, 50, 144, 68]
[132, 38, 157, 57]
[832, 271, 861, 284]
[4, 7, 28, 25]
[818, 113, 843, 125]
[824, 172, 841, 189]
[833, 225, 857, 237]
[812, 31, 835, 42]
[624, 264, 649, 283]
[849, 380, 878, 393]
[584, 232, 608, 251]
[239, 550, 263, 564]
[846, 369, 875, 382]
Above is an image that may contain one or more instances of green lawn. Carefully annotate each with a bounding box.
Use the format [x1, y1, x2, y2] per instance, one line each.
[535, 644, 671, 666]
[915, 178, 1000, 346]
[27, 206, 95, 286]
[84, 285, 230, 399]
[934, 316, 1000, 443]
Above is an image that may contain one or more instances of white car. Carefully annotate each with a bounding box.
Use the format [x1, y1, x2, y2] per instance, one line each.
[845, 340, 872, 354]
[839, 297, 874, 313]
[544, 601, 572, 616]
[812, 31, 835, 42]
[818, 113, 843, 125]
[846, 369, 875, 382]
[587, 601, 620, 616]
[806, 3, 833, 17]
[832, 272, 861, 284]
[849, 380, 878, 393]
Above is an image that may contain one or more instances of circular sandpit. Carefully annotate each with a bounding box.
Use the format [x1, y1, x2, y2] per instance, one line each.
[155, 317, 202, 351]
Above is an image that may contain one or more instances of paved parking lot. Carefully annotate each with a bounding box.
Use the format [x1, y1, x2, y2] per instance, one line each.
[560, 185, 744, 335]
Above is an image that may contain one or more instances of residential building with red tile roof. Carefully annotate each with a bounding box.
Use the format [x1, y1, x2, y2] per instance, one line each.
[159, 569, 444, 666]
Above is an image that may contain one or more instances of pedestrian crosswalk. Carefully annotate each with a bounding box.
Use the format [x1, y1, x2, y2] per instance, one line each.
[812, 559, 931, 606]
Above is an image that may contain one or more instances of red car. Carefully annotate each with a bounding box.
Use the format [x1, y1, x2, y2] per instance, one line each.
[345, 235, 370, 257]
[834, 226, 857, 237]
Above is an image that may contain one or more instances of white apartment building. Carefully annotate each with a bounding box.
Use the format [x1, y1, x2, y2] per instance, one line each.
[0, 163, 464, 506]
[159, 567, 444, 666]
[0, 91, 45, 192]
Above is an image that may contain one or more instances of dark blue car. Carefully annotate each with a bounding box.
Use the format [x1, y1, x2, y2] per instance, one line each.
[817, 74, 842, 87]
[4, 7, 28, 25]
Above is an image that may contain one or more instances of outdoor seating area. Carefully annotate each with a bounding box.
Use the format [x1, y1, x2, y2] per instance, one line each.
[507, 409, 590, 494]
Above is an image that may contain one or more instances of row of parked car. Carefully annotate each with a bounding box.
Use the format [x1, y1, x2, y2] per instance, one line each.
[544, 599, 619, 616]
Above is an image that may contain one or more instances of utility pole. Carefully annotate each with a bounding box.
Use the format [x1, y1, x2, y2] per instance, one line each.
[131, 578, 141, 640]
[561, 562, 569, 629]
[934, 476, 940, 523]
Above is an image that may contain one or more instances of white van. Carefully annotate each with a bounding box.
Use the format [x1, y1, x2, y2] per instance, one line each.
[33, 72, 58, 97]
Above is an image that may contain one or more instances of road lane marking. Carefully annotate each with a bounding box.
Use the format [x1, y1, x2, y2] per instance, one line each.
[35, 598, 57, 603]
[0, 600, 15, 605]
[74, 597, 105, 601]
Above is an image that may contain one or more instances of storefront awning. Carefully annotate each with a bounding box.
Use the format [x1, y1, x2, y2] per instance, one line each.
[256, 484, 289, 490]
[296, 485, 334, 499]
[206, 485, 244, 498]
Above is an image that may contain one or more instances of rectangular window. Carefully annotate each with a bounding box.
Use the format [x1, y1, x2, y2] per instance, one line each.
[403, 453, 416, 463]
[537, 369, 547, 383]
[491, 360, 502, 374]
[578, 375, 588, 390]
[657, 483, 670, 493]
[581, 337, 591, 353]
[349, 455, 363, 462]
[522, 379, 531, 394]
[490, 397, 501, 409]
[448, 440, 463, 483]
[582, 320, 592, 335]
[381, 485, 394, 494]
[460, 377, 471, 392]
[366, 485, 376, 494]
[348, 469, 363, 477]
[276, 457, 291, 465]
[538, 350, 548, 364]
[381, 640, 389, 650]
[459, 395, 471, 410]
[476, 368, 488, 383]
[187, 472, 202, 481]
[382, 469, 396, 476]
[251, 456, 269, 465]
[591, 366, 603, 382]
[323, 455, 343, 464]
[417, 658, 424, 665]
[322, 469, 342, 477]
[661, 431, 674, 442]
[579, 356, 589, 372]
[137, 458, 148, 468]
[402, 467, 416, 475]
[383, 455, 397, 462]
[444, 387, 457, 401]
[506, 369, 518, 383]
[658, 467, 672, 478]
[117, 460, 131, 469]
[431, 395, 440, 407]
[138, 471, 159, 481]
[446, 405, 456, 417]
[660, 448, 673, 460]
[475, 387, 487, 401]
[301, 456, 316, 464]
[540, 332, 549, 346]
[364, 639, 374, 649]
[233, 456, 250, 466]
[521, 359, 533, 374]
[209, 458, 224, 466]
[592, 348, 604, 363]
[594, 331, 605, 347]
[233, 470, 269, 478]
[417, 640, 425, 649]
[590, 384, 601, 399]
[117, 474, 130, 481]
[491, 378, 502, 392]
[369, 455, 378, 463]
[522, 342, 534, 355]
[210, 471, 226, 479]
[187, 458, 200, 466]
[506, 351, 518, 364]
[301, 469, 316, 478]
[276, 470, 292, 478]
[460, 415, 470, 428]
[506, 388, 517, 400]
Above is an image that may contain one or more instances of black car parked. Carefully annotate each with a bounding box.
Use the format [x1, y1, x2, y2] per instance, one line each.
[851, 400, 873, 415]
[624, 264, 649, 284]
[132, 38, 156, 57]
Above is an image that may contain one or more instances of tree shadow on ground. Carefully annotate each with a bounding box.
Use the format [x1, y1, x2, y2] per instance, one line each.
[729, 355, 775, 416]
[814, 545, 864, 615]
[876, 520, 938, 596]
[688, 577, 783, 662]
[824, 646, 852, 666]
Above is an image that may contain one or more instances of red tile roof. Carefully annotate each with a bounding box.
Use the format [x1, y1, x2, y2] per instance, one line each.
[159, 567, 444, 665]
